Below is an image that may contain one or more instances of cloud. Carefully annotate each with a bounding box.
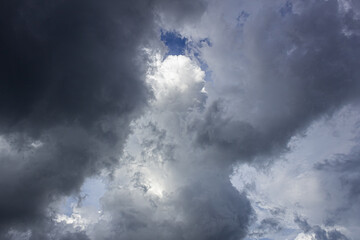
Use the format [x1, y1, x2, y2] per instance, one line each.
[0, 0, 206, 237]
[181, 0, 360, 165]
[96, 175, 252, 240]
[0, 0, 153, 135]
[248, 218, 283, 238]
[315, 146, 360, 203]
[313, 143, 360, 232]
[2, 0, 360, 239]
[71, 54, 254, 240]
[181, 0, 360, 238]
[147, 54, 207, 112]
[230, 105, 360, 239]
[155, 0, 207, 29]
[191, 100, 285, 165]
[294, 216, 349, 240]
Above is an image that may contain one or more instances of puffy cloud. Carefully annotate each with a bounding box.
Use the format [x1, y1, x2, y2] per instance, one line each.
[147, 54, 206, 112]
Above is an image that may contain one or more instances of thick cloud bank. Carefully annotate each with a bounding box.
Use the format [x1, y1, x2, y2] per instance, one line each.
[190, 0, 360, 165]
[1, 0, 360, 240]
[0, 0, 206, 238]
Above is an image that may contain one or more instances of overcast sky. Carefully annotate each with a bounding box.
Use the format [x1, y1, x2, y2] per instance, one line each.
[1, 0, 360, 240]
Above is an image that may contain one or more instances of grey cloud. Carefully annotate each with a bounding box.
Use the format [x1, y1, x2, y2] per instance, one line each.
[313, 144, 360, 229]
[315, 147, 360, 202]
[169, 180, 252, 240]
[139, 122, 175, 163]
[59, 232, 90, 240]
[0, 0, 153, 136]
[4, 217, 91, 240]
[89, 111, 253, 240]
[193, 0, 360, 164]
[155, 0, 207, 29]
[249, 218, 282, 238]
[0, 0, 196, 237]
[99, 174, 252, 240]
[192, 100, 286, 164]
[185, 1, 360, 238]
[295, 216, 349, 240]
[3, 0, 360, 239]
[95, 1, 360, 239]
[294, 215, 312, 233]
[269, 207, 286, 216]
[0, 127, 121, 233]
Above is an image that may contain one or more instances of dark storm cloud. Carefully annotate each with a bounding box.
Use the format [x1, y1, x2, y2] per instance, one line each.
[0, 0, 178, 237]
[0, 0, 154, 135]
[0, 0, 210, 238]
[295, 216, 349, 240]
[2, 0, 360, 240]
[193, 0, 360, 164]
[0, 127, 120, 232]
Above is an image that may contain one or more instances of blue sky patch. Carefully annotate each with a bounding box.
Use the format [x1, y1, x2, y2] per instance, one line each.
[161, 30, 187, 55]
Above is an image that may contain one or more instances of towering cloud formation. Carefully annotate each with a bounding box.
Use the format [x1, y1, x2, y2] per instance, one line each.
[84, 54, 253, 240]
[1, 0, 360, 240]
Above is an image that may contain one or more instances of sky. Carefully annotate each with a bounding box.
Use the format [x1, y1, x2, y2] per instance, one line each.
[0, 0, 360, 240]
